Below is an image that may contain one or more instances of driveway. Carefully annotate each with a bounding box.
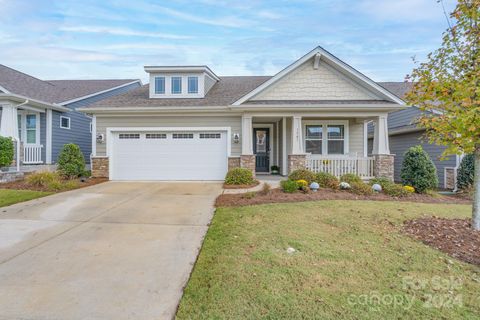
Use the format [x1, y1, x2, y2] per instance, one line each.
[0, 182, 222, 320]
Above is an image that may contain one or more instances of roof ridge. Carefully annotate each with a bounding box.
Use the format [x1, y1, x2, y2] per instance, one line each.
[0, 64, 55, 87]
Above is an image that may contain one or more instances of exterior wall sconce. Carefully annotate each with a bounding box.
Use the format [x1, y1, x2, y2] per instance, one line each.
[96, 133, 105, 143]
[233, 133, 240, 144]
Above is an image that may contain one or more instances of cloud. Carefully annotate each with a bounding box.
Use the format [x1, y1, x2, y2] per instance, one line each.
[255, 10, 283, 20]
[59, 25, 191, 39]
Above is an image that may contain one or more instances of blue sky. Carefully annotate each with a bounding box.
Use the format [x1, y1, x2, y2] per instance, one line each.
[0, 0, 456, 83]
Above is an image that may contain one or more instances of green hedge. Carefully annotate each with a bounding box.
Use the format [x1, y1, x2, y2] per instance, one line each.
[0, 136, 14, 167]
[57, 144, 86, 178]
[457, 154, 474, 190]
[400, 146, 438, 193]
[225, 168, 255, 185]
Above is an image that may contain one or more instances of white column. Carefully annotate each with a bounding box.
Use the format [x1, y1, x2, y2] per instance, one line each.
[372, 115, 390, 155]
[0, 104, 18, 138]
[291, 115, 304, 154]
[91, 115, 97, 157]
[45, 109, 52, 164]
[241, 115, 253, 155]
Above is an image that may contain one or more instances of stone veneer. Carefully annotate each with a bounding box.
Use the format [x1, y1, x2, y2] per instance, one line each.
[228, 157, 241, 170]
[240, 155, 255, 176]
[373, 154, 394, 181]
[91, 156, 109, 178]
[444, 167, 456, 190]
[288, 154, 307, 173]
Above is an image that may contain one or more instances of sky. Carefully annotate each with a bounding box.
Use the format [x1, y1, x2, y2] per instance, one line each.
[0, 0, 457, 83]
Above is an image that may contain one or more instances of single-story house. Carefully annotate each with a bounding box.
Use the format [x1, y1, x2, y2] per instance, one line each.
[79, 46, 408, 181]
[367, 82, 461, 189]
[0, 64, 141, 170]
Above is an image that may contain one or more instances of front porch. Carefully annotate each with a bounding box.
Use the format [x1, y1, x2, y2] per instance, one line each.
[234, 114, 393, 180]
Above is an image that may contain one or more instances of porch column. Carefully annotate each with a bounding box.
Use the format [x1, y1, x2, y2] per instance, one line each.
[0, 104, 18, 138]
[372, 115, 394, 180]
[240, 115, 255, 174]
[45, 109, 52, 164]
[288, 115, 306, 173]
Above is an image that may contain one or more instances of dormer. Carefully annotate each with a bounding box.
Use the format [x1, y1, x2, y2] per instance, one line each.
[144, 65, 219, 99]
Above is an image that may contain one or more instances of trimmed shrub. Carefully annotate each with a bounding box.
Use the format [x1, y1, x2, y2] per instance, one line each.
[288, 169, 316, 184]
[57, 144, 86, 178]
[225, 168, 255, 185]
[0, 136, 14, 167]
[400, 145, 438, 193]
[457, 154, 474, 190]
[315, 172, 339, 189]
[350, 181, 374, 195]
[281, 180, 299, 193]
[383, 183, 410, 197]
[340, 173, 362, 184]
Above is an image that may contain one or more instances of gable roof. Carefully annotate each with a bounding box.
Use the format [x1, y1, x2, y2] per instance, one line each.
[0, 64, 140, 105]
[232, 46, 405, 105]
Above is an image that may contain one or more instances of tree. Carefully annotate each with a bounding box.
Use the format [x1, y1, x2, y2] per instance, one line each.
[405, 0, 480, 229]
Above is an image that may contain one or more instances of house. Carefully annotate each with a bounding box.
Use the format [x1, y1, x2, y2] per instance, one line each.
[79, 47, 407, 181]
[367, 82, 460, 189]
[0, 65, 141, 171]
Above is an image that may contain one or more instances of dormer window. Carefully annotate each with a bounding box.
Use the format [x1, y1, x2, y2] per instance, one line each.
[154, 77, 165, 94]
[188, 77, 198, 94]
[171, 77, 182, 94]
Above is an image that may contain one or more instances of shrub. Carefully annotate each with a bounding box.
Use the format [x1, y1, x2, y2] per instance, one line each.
[281, 180, 298, 193]
[457, 154, 474, 190]
[288, 169, 316, 184]
[296, 179, 308, 189]
[369, 177, 392, 188]
[400, 145, 438, 193]
[350, 181, 373, 195]
[383, 183, 410, 197]
[57, 144, 85, 178]
[0, 136, 14, 167]
[340, 173, 362, 184]
[259, 183, 271, 195]
[225, 168, 255, 185]
[315, 172, 339, 189]
[26, 171, 60, 187]
[404, 185, 415, 193]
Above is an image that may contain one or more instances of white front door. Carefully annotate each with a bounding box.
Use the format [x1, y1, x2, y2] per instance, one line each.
[111, 131, 228, 181]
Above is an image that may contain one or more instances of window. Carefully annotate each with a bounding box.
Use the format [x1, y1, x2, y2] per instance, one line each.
[172, 133, 193, 139]
[199, 133, 221, 139]
[171, 77, 182, 94]
[188, 76, 198, 94]
[146, 133, 167, 139]
[60, 116, 70, 129]
[327, 125, 345, 155]
[305, 125, 323, 154]
[155, 77, 165, 94]
[119, 133, 140, 139]
[17, 115, 22, 140]
[26, 114, 37, 144]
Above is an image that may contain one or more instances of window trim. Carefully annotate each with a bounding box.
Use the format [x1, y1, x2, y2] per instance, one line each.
[60, 116, 71, 130]
[18, 111, 41, 145]
[303, 120, 349, 156]
[154, 76, 165, 94]
[188, 76, 198, 94]
[171, 76, 182, 94]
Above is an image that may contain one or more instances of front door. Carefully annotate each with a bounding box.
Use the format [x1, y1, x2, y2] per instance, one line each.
[253, 128, 269, 172]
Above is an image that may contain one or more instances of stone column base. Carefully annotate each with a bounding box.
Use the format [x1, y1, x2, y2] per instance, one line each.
[373, 154, 394, 181]
[288, 154, 307, 174]
[240, 154, 256, 176]
[228, 157, 241, 170]
[91, 156, 109, 178]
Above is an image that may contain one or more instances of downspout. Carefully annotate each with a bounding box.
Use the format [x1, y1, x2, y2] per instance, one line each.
[13, 99, 29, 172]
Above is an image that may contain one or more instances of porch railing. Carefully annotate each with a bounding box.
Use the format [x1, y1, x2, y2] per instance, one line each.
[306, 155, 375, 179]
[23, 145, 43, 164]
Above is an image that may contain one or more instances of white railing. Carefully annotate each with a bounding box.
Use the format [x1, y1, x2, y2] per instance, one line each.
[23, 145, 43, 164]
[306, 155, 375, 178]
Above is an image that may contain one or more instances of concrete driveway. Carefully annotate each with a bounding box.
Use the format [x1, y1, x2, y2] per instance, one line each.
[0, 181, 222, 320]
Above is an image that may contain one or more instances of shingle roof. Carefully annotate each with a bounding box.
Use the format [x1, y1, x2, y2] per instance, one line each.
[377, 82, 413, 99]
[0, 64, 138, 104]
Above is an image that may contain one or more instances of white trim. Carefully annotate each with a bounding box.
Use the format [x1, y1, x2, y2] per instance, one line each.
[253, 123, 274, 172]
[144, 66, 219, 81]
[58, 80, 142, 105]
[303, 120, 350, 156]
[46, 109, 52, 164]
[0, 93, 69, 112]
[282, 117, 287, 175]
[363, 120, 368, 157]
[106, 126, 231, 181]
[60, 116, 71, 129]
[91, 115, 97, 157]
[232, 46, 405, 105]
[276, 121, 279, 166]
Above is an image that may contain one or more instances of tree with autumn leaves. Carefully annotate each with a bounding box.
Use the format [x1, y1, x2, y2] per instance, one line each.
[405, 0, 480, 229]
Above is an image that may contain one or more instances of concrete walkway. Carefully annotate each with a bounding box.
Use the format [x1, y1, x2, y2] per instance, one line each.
[0, 181, 222, 320]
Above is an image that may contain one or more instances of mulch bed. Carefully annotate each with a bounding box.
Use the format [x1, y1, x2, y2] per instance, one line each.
[0, 177, 108, 192]
[215, 188, 471, 207]
[404, 217, 480, 266]
[222, 180, 260, 189]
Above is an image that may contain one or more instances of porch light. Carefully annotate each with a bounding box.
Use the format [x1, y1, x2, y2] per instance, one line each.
[233, 133, 240, 144]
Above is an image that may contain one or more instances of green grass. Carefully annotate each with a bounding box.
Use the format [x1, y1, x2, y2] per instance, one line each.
[0, 189, 52, 207]
[177, 201, 480, 319]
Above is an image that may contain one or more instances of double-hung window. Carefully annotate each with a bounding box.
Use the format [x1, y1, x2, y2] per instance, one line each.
[171, 77, 182, 94]
[304, 122, 347, 155]
[155, 77, 165, 94]
[26, 114, 37, 144]
[305, 125, 323, 154]
[327, 125, 345, 155]
[188, 76, 198, 94]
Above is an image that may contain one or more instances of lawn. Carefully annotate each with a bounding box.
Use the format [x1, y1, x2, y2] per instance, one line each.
[0, 189, 52, 207]
[177, 201, 480, 319]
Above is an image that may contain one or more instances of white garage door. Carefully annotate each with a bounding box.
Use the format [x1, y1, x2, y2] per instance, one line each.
[111, 131, 228, 180]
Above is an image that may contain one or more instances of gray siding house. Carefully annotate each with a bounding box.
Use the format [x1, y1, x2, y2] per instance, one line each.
[0, 65, 141, 170]
[368, 82, 461, 189]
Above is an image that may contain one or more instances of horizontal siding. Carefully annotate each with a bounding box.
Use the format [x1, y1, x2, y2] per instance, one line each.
[68, 82, 141, 109]
[95, 115, 242, 156]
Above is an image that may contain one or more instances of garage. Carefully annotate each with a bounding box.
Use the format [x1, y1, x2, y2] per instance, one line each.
[110, 130, 228, 180]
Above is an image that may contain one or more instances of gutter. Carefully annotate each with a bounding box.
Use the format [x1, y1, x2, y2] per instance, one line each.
[0, 93, 70, 112]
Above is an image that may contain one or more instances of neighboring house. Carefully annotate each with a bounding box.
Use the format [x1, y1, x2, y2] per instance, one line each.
[79, 46, 407, 181]
[0, 65, 141, 170]
[367, 82, 460, 189]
